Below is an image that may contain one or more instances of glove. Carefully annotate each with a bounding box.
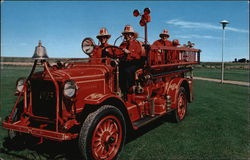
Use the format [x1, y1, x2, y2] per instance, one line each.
[123, 48, 131, 54]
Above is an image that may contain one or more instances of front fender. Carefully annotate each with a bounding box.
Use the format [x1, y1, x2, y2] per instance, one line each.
[83, 93, 124, 105]
[167, 78, 189, 109]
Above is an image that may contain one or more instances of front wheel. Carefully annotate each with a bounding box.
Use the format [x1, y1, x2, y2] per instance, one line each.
[173, 87, 187, 122]
[4, 102, 35, 150]
[79, 105, 126, 160]
[8, 102, 23, 140]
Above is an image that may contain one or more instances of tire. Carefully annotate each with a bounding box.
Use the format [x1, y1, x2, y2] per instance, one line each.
[79, 105, 126, 160]
[173, 87, 187, 122]
[8, 102, 23, 140]
[5, 102, 28, 150]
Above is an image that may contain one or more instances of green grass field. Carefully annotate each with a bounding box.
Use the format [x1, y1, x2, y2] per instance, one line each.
[119, 80, 249, 160]
[0, 65, 249, 160]
[200, 62, 249, 67]
[193, 68, 249, 82]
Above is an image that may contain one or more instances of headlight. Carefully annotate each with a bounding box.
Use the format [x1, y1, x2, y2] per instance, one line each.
[81, 37, 96, 56]
[63, 80, 77, 98]
[16, 78, 25, 92]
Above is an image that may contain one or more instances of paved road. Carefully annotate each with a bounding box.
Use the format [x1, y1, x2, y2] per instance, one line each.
[194, 77, 249, 87]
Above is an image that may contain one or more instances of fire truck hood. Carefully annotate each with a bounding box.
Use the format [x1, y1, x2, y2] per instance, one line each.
[32, 67, 108, 81]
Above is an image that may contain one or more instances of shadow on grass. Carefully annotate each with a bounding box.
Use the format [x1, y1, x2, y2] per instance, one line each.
[126, 113, 175, 144]
[1, 136, 81, 160]
[1, 114, 176, 160]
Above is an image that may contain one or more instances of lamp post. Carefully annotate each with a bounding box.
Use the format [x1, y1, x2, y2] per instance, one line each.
[220, 20, 229, 84]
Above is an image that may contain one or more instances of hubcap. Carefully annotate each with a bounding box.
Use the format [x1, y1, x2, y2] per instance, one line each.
[92, 115, 122, 160]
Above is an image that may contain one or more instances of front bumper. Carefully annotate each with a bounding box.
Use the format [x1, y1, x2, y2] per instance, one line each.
[2, 121, 78, 141]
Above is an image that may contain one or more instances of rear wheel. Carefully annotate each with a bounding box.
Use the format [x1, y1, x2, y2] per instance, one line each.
[173, 87, 187, 122]
[79, 105, 126, 160]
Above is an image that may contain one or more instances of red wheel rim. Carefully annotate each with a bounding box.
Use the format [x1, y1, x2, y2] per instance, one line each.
[177, 92, 187, 120]
[92, 115, 123, 160]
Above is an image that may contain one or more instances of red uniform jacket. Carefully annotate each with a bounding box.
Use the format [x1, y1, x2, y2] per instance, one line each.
[152, 39, 172, 47]
[92, 43, 110, 58]
[151, 39, 173, 64]
[120, 40, 142, 60]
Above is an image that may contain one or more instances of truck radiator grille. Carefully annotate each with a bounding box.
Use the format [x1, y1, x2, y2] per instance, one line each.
[31, 80, 57, 118]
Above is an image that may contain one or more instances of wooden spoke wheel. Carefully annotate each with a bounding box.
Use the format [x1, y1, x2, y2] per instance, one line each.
[173, 87, 187, 122]
[79, 105, 126, 160]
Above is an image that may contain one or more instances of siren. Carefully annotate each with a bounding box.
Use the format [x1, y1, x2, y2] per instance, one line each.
[133, 9, 140, 17]
[32, 40, 49, 60]
[133, 8, 151, 26]
[132, 8, 151, 65]
[143, 8, 151, 15]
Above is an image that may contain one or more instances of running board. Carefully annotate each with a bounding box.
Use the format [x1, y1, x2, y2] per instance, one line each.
[132, 114, 166, 129]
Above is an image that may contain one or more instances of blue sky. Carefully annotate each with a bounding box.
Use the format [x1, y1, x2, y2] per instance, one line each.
[1, 1, 249, 62]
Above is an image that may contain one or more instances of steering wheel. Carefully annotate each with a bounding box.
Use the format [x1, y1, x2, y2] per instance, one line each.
[102, 46, 127, 60]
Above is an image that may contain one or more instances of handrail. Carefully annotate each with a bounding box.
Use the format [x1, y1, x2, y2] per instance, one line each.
[44, 61, 61, 132]
[149, 46, 201, 67]
[150, 46, 201, 52]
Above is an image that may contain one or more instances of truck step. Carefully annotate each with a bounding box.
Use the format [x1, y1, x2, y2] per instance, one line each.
[132, 114, 166, 129]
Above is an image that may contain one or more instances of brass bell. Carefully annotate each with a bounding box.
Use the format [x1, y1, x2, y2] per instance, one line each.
[32, 40, 49, 60]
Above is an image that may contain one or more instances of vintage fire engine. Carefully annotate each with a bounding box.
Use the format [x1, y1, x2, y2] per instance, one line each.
[3, 8, 201, 160]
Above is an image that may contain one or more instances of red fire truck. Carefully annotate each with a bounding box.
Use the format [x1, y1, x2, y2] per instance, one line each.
[3, 8, 201, 160]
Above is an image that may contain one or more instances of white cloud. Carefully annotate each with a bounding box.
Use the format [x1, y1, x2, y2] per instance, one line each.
[226, 27, 249, 33]
[175, 34, 220, 40]
[166, 19, 248, 33]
